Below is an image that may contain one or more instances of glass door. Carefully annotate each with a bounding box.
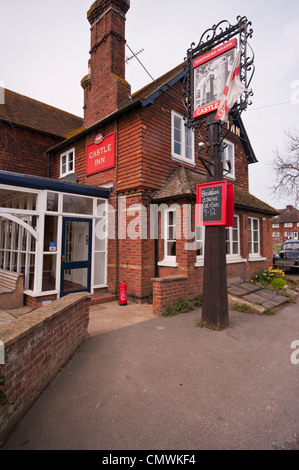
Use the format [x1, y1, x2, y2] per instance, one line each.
[60, 217, 92, 297]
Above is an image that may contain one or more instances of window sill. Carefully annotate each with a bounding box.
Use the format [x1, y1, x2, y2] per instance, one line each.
[226, 256, 247, 264]
[195, 259, 204, 267]
[59, 171, 75, 179]
[24, 289, 58, 297]
[158, 260, 178, 268]
[195, 256, 247, 267]
[248, 255, 267, 262]
[171, 155, 196, 167]
[224, 174, 236, 181]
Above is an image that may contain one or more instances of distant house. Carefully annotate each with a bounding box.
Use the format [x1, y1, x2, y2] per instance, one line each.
[0, 0, 279, 309]
[272, 205, 299, 245]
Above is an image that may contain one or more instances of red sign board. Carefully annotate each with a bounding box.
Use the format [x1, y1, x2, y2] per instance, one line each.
[193, 39, 237, 119]
[196, 181, 234, 227]
[86, 132, 116, 176]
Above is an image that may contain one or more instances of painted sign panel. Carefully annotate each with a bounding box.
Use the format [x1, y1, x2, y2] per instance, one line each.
[193, 39, 237, 119]
[86, 132, 116, 176]
[196, 180, 234, 227]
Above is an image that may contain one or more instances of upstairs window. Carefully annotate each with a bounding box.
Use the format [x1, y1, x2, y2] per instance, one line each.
[221, 140, 235, 179]
[284, 223, 293, 228]
[60, 148, 75, 178]
[171, 111, 194, 165]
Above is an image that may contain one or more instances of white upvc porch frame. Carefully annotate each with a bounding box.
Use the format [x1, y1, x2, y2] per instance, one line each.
[0, 183, 108, 299]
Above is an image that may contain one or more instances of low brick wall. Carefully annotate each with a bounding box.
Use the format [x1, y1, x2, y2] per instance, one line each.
[0, 292, 91, 441]
[151, 275, 188, 315]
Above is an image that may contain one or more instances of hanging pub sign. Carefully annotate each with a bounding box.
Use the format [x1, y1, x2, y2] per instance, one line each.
[86, 131, 116, 176]
[193, 38, 237, 119]
[196, 180, 234, 227]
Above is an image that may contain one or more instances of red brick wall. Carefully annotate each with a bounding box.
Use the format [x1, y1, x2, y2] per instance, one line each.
[139, 85, 250, 192]
[0, 122, 60, 177]
[152, 275, 188, 315]
[0, 293, 90, 441]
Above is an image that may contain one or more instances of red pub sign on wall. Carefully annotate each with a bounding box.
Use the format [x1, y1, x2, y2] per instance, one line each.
[86, 132, 116, 176]
[196, 181, 234, 227]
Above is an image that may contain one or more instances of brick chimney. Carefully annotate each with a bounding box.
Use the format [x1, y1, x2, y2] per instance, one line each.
[81, 0, 131, 127]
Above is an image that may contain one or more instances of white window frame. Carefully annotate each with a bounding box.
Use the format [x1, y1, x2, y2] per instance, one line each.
[272, 223, 279, 228]
[284, 222, 293, 228]
[171, 110, 195, 165]
[0, 184, 109, 298]
[226, 215, 240, 258]
[221, 140, 235, 179]
[226, 215, 246, 264]
[60, 148, 75, 178]
[272, 232, 280, 237]
[195, 225, 205, 266]
[158, 207, 178, 267]
[248, 217, 265, 261]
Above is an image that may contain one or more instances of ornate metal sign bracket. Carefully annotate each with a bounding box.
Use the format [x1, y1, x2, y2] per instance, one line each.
[182, 15, 255, 138]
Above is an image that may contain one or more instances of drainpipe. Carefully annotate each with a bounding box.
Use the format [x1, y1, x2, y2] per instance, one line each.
[46, 152, 50, 178]
[154, 237, 159, 277]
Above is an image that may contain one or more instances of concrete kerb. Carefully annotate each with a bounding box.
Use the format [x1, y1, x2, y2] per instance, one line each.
[228, 293, 266, 315]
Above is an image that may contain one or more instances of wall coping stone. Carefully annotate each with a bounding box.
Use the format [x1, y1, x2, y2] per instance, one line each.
[151, 276, 188, 283]
[0, 292, 91, 347]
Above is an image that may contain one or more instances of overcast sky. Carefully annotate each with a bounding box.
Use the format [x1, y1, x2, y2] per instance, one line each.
[0, 0, 298, 210]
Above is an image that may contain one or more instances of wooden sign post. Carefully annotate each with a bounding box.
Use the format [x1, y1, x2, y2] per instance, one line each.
[183, 16, 254, 330]
[198, 117, 233, 330]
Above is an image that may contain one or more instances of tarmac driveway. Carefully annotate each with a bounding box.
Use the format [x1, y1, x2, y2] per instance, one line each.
[1, 301, 299, 451]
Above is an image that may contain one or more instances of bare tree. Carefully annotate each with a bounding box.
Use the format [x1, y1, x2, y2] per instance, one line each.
[272, 129, 299, 204]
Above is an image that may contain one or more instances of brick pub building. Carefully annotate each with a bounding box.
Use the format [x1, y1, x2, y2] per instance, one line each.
[0, 0, 278, 312]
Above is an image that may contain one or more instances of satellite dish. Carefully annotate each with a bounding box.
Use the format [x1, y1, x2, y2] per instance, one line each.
[64, 173, 78, 184]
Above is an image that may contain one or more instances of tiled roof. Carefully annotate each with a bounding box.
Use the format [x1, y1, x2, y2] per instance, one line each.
[273, 206, 299, 223]
[0, 89, 83, 138]
[233, 186, 279, 215]
[152, 167, 279, 215]
[152, 167, 206, 201]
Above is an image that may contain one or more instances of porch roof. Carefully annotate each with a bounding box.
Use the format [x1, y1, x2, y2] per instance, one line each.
[151, 167, 279, 216]
[0, 170, 110, 199]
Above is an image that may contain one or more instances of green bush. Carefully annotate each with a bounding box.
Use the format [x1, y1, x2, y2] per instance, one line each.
[194, 294, 203, 307]
[270, 277, 287, 290]
[175, 298, 194, 313]
[232, 303, 252, 313]
[251, 267, 285, 285]
[162, 297, 195, 317]
[163, 305, 177, 317]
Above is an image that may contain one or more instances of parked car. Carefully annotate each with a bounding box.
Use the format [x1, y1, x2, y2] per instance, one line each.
[273, 240, 299, 271]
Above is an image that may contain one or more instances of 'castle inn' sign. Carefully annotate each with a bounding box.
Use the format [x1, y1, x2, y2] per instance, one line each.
[86, 132, 116, 176]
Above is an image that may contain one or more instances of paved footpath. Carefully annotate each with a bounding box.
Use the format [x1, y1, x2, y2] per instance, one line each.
[1, 302, 299, 450]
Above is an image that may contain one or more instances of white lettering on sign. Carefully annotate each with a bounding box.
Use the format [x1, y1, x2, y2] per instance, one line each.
[88, 143, 112, 159]
[95, 157, 106, 166]
[86, 131, 116, 176]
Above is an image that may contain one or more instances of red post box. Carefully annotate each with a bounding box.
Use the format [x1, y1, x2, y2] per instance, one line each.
[119, 282, 127, 306]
